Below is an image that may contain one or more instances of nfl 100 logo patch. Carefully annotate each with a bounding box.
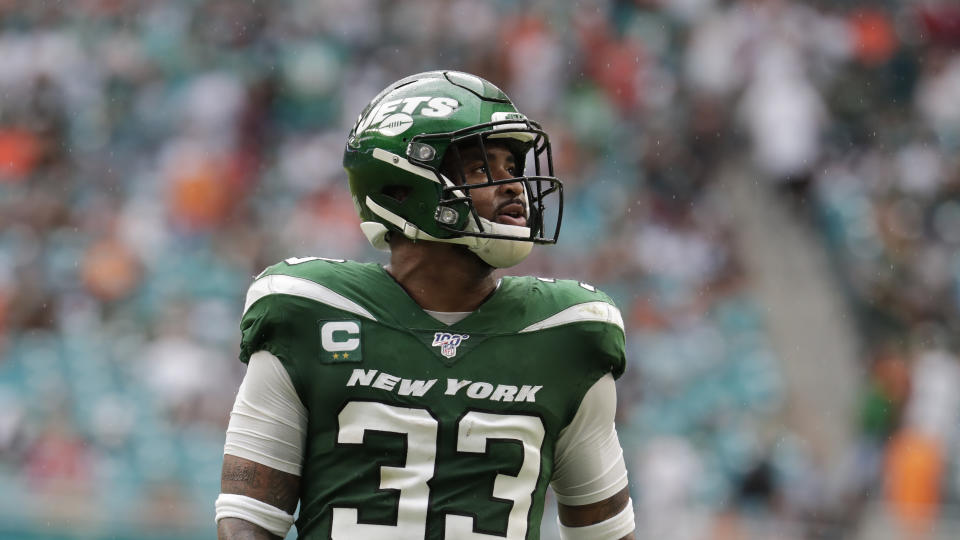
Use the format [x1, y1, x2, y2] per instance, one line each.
[432, 332, 469, 358]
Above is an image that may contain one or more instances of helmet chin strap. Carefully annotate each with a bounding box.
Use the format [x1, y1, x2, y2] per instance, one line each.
[363, 197, 533, 268]
[465, 227, 534, 268]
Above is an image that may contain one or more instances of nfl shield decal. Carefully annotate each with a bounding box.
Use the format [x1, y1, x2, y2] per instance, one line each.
[432, 332, 469, 358]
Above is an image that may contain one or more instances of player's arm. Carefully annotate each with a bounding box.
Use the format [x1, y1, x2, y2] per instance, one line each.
[218, 456, 299, 539]
[558, 487, 633, 540]
[552, 374, 635, 539]
[216, 351, 308, 539]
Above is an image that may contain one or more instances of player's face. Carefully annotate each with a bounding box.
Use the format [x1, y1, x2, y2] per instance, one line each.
[445, 141, 528, 227]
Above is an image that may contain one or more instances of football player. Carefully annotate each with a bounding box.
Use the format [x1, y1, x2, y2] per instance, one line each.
[216, 71, 635, 539]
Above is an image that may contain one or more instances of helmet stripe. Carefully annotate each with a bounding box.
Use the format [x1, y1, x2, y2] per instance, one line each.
[372, 148, 440, 184]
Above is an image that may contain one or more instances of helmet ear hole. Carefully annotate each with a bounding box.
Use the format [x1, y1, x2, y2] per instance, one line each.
[382, 185, 412, 203]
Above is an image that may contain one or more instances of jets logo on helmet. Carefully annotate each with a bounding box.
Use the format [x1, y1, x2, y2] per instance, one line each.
[343, 70, 564, 268]
[355, 96, 460, 138]
[376, 114, 414, 136]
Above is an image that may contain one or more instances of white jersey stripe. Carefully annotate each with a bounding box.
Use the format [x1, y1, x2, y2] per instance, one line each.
[519, 301, 623, 333]
[244, 274, 377, 321]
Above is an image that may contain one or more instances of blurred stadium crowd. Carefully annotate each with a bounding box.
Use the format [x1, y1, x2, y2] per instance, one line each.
[1, 0, 959, 538]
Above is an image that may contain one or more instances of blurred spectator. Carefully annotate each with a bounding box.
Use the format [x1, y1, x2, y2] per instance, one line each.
[23, 409, 99, 527]
[737, 42, 826, 192]
[81, 234, 142, 303]
[904, 340, 960, 442]
[635, 437, 709, 539]
[848, 9, 898, 67]
[916, 51, 960, 144]
[0, 126, 42, 182]
[884, 430, 944, 540]
[0, 388, 26, 460]
[880, 339, 960, 537]
[137, 307, 235, 428]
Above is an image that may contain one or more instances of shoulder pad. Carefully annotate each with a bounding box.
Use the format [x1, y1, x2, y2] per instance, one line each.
[254, 256, 351, 281]
[510, 277, 624, 333]
[244, 257, 379, 321]
[509, 276, 626, 379]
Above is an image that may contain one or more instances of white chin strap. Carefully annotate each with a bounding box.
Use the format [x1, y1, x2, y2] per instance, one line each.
[362, 197, 533, 268]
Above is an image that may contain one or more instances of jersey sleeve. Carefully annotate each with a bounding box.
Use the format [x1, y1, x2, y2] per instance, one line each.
[224, 350, 308, 475]
[584, 296, 626, 380]
[240, 299, 282, 365]
[550, 374, 629, 505]
[589, 288, 627, 380]
[237, 269, 312, 395]
[240, 261, 288, 365]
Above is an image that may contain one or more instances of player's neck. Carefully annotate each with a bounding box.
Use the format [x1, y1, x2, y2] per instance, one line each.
[385, 238, 498, 312]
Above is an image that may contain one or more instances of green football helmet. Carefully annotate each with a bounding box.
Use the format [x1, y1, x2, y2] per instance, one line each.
[343, 70, 563, 268]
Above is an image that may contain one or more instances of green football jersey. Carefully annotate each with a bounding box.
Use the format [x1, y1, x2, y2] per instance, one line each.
[239, 257, 626, 540]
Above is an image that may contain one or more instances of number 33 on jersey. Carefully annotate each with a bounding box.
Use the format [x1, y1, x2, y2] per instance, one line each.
[240, 258, 626, 539]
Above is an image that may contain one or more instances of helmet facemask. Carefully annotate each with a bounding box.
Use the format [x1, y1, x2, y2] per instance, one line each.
[412, 119, 564, 248]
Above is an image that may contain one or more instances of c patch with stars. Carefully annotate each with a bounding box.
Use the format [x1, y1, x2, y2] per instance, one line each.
[320, 320, 362, 363]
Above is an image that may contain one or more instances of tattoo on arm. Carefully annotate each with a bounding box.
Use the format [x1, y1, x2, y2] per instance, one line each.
[218, 456, 300, 539]
[220, 454, 300, 514]
[222, 460, 255, 483]
[558, 486, 634, 539]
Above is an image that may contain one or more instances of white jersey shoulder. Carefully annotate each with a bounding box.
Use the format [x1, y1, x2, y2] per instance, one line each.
[244, 257, 377, 321]
[519, 277, 624, 333]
